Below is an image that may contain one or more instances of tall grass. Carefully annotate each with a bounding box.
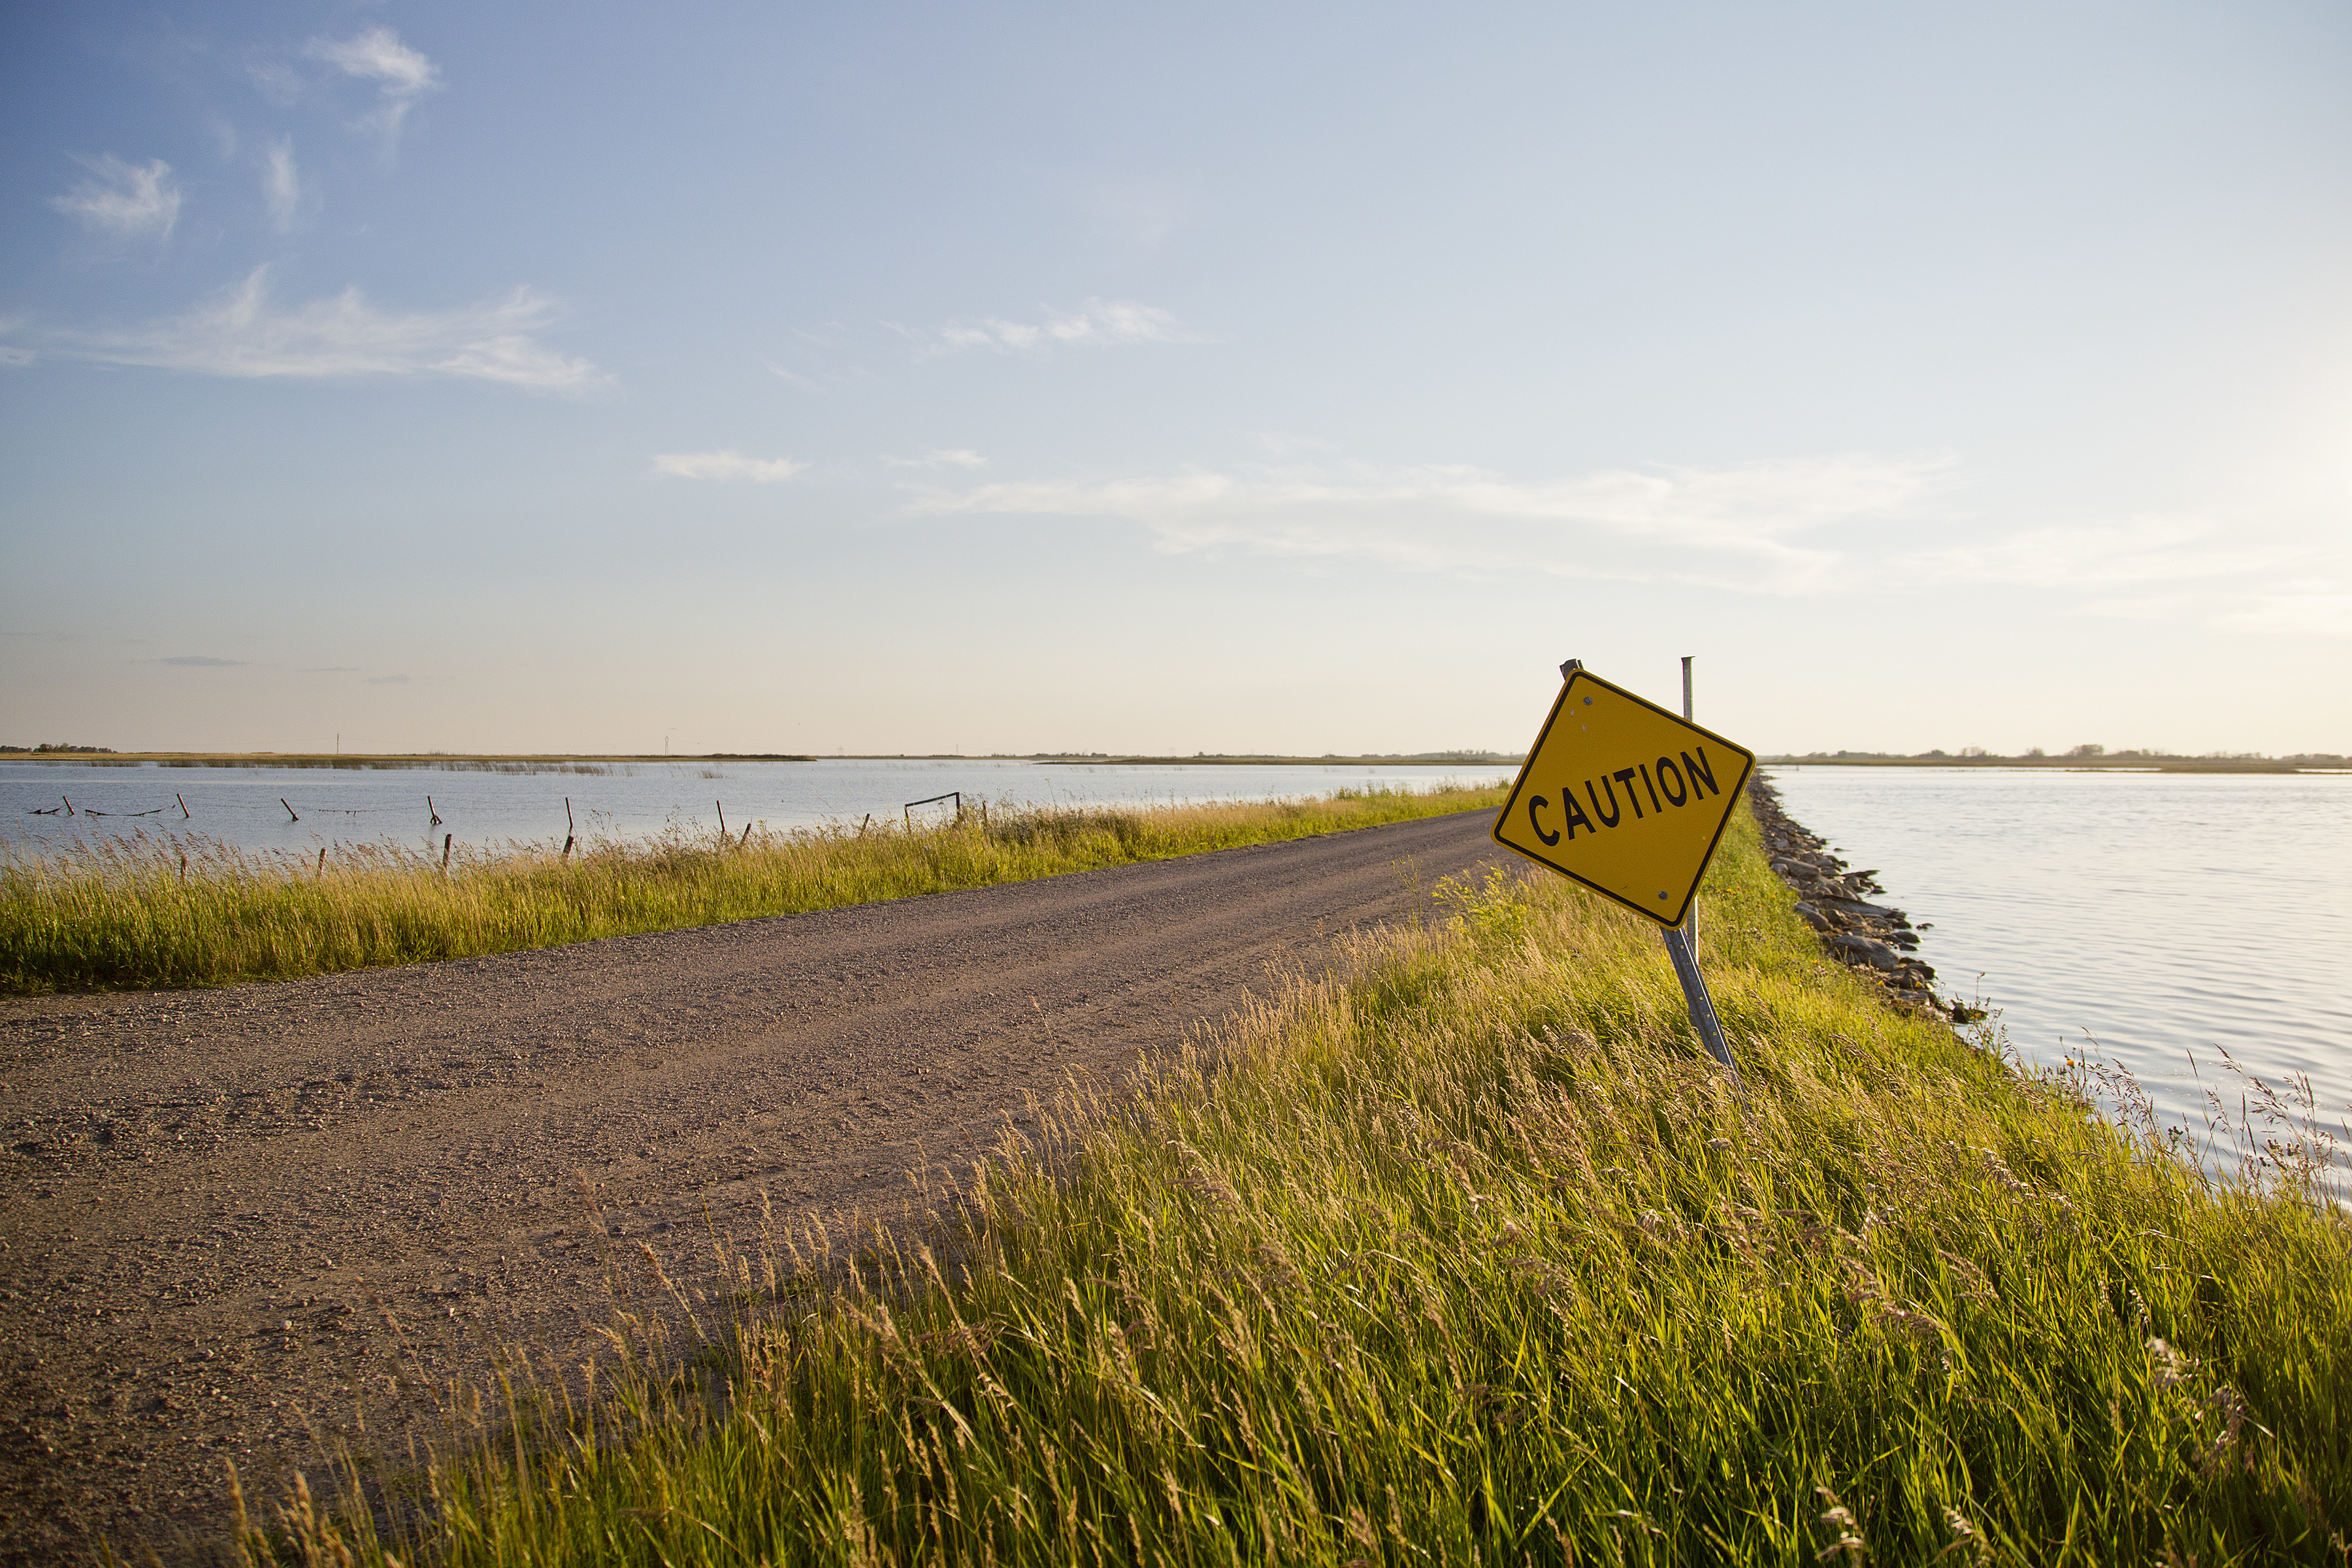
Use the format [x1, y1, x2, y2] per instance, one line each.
[240, 808, 2351, 1566]
[0, 785, 1504, 994]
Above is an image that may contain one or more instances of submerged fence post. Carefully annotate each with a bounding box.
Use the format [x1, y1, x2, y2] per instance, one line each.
[903, 791, 961, 827]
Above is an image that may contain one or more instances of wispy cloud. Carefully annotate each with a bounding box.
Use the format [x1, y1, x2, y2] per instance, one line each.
[305, 27, 441, 151]
[2065, 580, 2352, 640]
[909, 453, 2341, 632]
[913, 299, 1194, 355]
[885, 448, 988, 469]
[19, 267, 606, 391]
[2210, 580, 2352, 639]
[1893, 516, 2300, 591]
[161, 655, 242, 667]
[261, 138, 302, 231]
[1892, 514, 2349, 636]
[773, 301, 1186, 384]
[649, 450, 809, 482]
[52, 155, 181, 243]
[908, 455, 1940, 593]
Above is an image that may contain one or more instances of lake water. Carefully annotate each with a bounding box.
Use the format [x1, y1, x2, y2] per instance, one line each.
[1, 757, 1518, 858]
[1765, 767, 2351, 1171]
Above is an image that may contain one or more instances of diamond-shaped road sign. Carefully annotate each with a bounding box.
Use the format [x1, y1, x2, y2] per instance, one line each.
[1492, 666, 1756, 926]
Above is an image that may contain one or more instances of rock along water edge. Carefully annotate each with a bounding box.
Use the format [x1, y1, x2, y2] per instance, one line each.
[1746, 774, 1980, 1023]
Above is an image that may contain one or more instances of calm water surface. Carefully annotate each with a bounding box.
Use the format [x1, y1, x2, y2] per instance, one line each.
[1765, 767, 2351, 1160]
[3, 758, 1514, 857]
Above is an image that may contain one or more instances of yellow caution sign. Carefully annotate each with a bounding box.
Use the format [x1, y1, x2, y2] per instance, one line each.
[1492, 666, 1756, 926]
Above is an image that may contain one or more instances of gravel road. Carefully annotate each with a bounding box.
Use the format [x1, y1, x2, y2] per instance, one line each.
[0, 808, 1511, 1564]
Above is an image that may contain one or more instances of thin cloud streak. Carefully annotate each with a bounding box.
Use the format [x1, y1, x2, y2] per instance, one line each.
[649, 450, 809, 482]
[52, 155, 181, 242]
[915, 455, 2338, 637]
[911, 455, 1942, 593]
[2210, 581, 2352, 640]
[914, 299, 1194, 355]
[1892, 517, 2302, 590]
[885, 449, 988, 469]
[2072, 582, 2351, 639]
[1896, 514, 2346, 636]
[22, 267, 607, 391]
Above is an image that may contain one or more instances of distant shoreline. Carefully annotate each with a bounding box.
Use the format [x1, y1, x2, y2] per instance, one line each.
[1759, 754, 2344, 775]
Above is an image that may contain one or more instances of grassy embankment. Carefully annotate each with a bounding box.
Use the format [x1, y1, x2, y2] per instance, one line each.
[0, 785, 1505, 994]
[243, 806, 2349, 1567]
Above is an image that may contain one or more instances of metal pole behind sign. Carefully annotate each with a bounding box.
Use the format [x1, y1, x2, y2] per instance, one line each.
[1667, 655, 1740, 1085]
[1663, 920, 1739, 1081]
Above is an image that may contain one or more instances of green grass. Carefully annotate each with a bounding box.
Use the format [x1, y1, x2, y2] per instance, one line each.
[237, 806, 2351, 1567]
[0, 784, 1505, 994]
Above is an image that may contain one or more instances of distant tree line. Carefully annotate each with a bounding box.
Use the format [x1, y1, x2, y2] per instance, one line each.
[1786, 745, 2345, 763]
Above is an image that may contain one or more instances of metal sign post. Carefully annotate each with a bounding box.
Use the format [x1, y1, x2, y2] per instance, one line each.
[1665, 654, 1739, 1083]
[1492, 656, 1748, 1086]
[1661, 917, 1739, 1083]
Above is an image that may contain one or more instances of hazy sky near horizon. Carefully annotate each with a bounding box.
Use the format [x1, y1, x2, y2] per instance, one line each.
[4, 1, 2348, 758]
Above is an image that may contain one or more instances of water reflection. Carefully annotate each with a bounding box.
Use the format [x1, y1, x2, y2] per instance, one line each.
[3, 757, 1516, 858]
[1765, 767, 2351, 1176]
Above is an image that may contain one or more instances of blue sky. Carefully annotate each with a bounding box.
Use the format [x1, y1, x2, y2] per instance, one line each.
[4, 1, 2347, 756]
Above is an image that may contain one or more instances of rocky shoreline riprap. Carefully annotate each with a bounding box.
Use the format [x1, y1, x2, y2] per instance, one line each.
[1748, 774, 1976, 1021]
